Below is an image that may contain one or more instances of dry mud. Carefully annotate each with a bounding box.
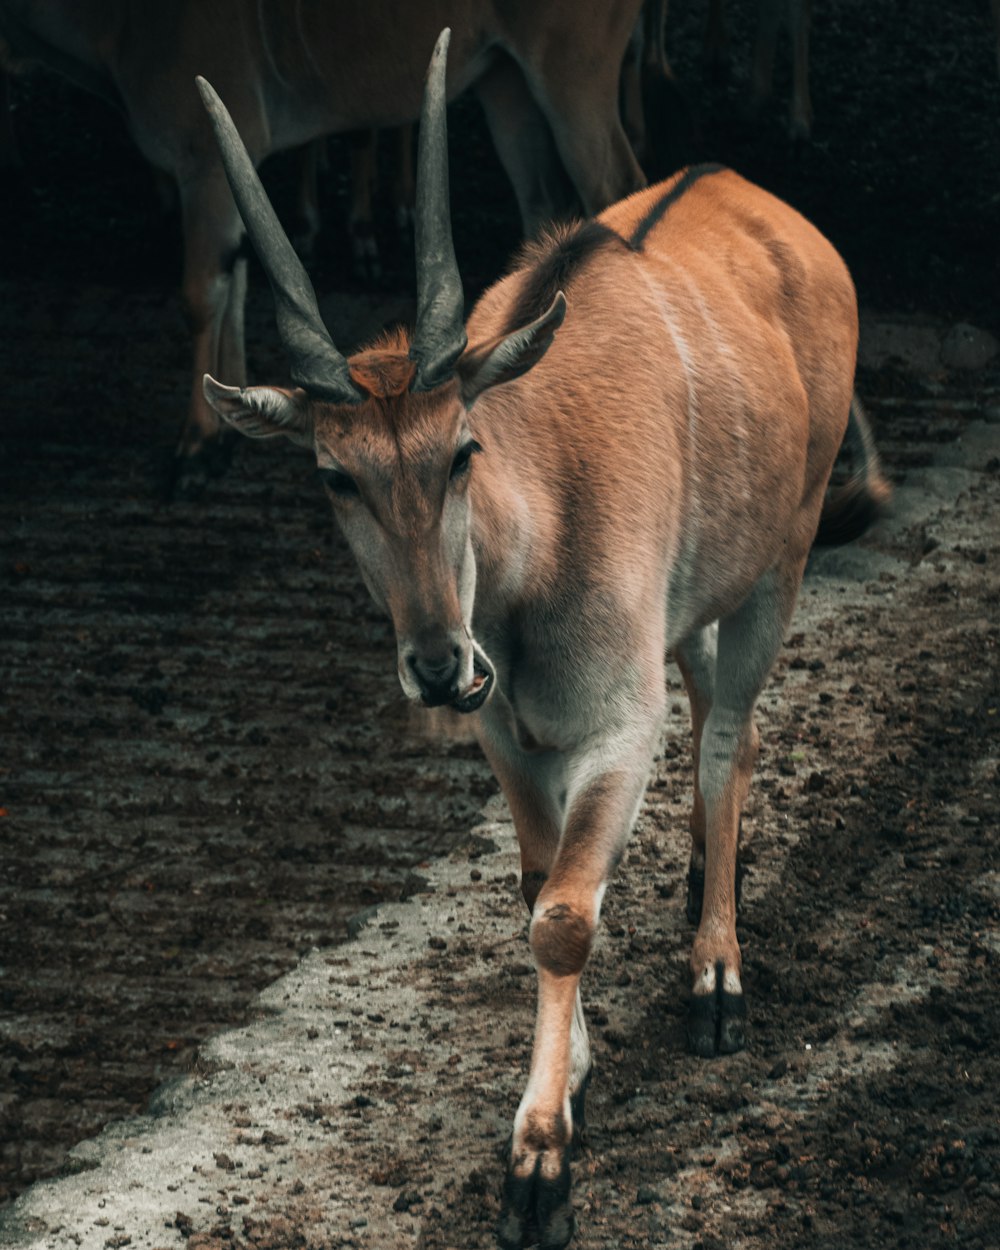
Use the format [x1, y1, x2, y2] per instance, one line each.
[1, 321, 998, 1250]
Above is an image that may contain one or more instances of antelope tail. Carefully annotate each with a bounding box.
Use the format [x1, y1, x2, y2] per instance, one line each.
[814, 395, 892, 546]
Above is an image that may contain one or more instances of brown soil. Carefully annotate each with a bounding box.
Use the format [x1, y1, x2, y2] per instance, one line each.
[1, 1, 998, 1246]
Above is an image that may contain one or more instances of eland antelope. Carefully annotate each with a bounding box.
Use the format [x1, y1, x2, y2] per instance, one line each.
[198, 27, 887, 1250]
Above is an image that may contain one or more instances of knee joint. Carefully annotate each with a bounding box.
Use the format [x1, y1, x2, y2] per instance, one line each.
[181, 257, 244, 333]
[530, 902, 592, 977]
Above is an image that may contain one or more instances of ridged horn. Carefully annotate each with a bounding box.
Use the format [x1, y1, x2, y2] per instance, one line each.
[195, 76, 362, 405]
[409, 29, 468, 392]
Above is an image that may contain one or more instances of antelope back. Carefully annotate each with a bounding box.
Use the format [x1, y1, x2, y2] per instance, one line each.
[460, 164, 858, 643]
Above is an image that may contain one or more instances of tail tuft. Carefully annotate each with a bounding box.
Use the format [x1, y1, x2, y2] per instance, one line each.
[814, 396, 892, 547]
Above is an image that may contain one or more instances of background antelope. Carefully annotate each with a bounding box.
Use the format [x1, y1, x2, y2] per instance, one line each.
[0, 0, 646, 493]
[197, 25, 887, 1250]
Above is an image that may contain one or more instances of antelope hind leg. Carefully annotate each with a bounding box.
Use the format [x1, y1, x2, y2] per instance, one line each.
[686, 564, 802, 1057]
[674, 624, 718, 925]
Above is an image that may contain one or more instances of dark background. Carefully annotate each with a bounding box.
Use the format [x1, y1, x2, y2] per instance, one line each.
[4, 0, 999, 328]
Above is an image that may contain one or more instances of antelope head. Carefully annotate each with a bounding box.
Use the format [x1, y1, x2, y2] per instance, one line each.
[197, 30, 565, 713]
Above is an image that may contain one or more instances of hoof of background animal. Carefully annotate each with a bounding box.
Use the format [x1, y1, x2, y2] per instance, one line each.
[687, 964, 747, 1058]
[497, 1155, 574, 1250]
[165, 433, 236, 501]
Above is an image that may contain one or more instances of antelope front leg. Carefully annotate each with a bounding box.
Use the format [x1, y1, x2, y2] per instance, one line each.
[171, 167, 246, 494]
[495, 759, 654, 1250]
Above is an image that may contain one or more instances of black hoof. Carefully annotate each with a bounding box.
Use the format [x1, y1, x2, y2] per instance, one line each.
[687, 962, 747, 1057]
[165, 435, 236, 501]
[497, 1154, 574, 1250]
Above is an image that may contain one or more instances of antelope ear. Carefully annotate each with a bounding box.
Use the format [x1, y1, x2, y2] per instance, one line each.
[457, 291, 566, 406]
[202, 375, 313, 447]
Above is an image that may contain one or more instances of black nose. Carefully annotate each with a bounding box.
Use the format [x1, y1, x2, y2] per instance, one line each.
[409, 648, 461, 706]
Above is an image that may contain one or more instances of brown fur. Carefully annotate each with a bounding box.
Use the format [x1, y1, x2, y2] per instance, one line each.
[348, 351, 416, 400]
[502, 220, 623, 334]
[519, 1109, 569, 1154]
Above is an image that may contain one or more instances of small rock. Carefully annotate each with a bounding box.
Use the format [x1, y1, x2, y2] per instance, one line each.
[636, 1184, 661, 1205]
[345, 904, 380, 939]
[393, 1189, 423, 1212]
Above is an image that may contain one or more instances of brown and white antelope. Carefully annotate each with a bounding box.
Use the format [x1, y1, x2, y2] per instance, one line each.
[0, 0, 646, 492]
[199, 27, 887, 1250]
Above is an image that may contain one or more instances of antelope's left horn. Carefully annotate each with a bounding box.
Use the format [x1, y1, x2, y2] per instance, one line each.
[196, 76, 362, 406]
[409, 28, 468, 392]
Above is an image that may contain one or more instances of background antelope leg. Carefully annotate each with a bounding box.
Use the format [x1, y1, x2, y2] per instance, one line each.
[473, 54, 579, 235]
[173, 169, 247, 478]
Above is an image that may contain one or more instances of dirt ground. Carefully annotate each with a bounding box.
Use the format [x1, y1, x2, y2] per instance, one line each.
[1, 1, 999, 1247]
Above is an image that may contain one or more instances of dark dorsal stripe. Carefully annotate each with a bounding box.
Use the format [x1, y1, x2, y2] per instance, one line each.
[503, 220, 623, 335]
[628, 163, 727, 251]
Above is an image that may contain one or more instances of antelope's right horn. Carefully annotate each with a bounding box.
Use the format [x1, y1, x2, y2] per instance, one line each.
[409, 29, 468, 392]
[196, 76, 362, 405]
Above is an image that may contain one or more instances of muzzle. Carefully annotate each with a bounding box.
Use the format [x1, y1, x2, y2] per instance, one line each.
[450, 642, 495, 714]
[400, 634, 496, 714]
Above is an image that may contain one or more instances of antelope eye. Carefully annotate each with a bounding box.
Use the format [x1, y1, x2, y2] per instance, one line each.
[318, 467, 358, 498]
[450, 440, 482, 480]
